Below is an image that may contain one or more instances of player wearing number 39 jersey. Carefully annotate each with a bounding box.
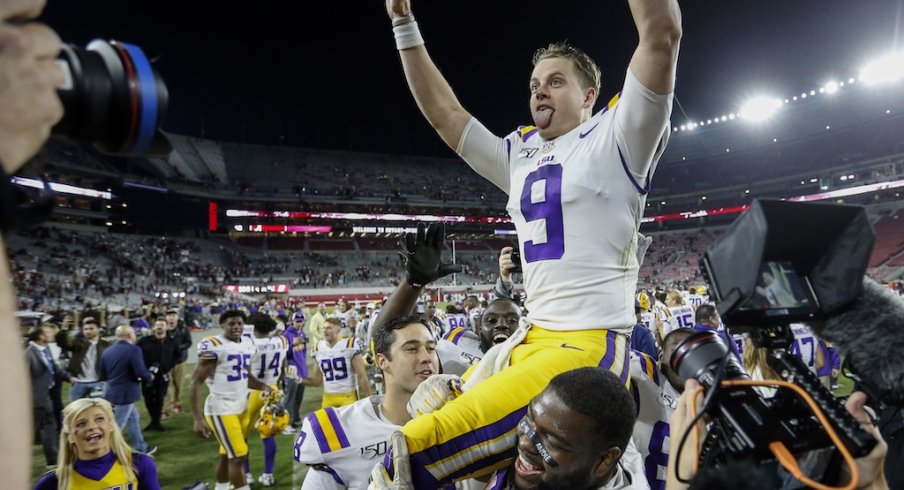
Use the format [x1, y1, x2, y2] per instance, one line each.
[190, 310, 271, 490]
[381, 0, 680, 485]
[303, 317, 372, 408]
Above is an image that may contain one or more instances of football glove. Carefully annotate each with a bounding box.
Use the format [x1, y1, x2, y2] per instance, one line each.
[368, 431, 413, 489]
[406, 374, 463, 418]
[399, 223, 463, 288]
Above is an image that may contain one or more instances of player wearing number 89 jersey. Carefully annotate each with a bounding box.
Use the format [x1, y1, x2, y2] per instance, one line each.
[304, 317, 372, 408]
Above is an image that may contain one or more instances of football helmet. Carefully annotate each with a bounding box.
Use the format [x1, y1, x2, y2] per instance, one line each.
[257, 402, 290, 438]
[636, 291, 651, 311]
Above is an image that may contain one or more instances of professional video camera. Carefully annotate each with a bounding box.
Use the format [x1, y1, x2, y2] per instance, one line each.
[670, 199, 881, 488]
[55, 39, 171, 156]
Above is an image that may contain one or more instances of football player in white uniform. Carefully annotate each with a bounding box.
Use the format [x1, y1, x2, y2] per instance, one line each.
[189, 310, 272, 490]
[242, 313, 288, 487]
[436, 298, 521, 376]
[659, 290, 694, 339]
[295, 313, 440, 489]
[380, 0, 679, 483]
[629, 328, 694, 490]
[303, 317, 372, 408]
[788, 323, 825, 375]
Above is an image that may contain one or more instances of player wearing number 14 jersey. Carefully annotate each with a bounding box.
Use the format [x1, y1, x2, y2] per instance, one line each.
[242, 313, 289, 487]
[381, 0, 679, 483]
[304, 317, 372, 408]
[189, 310, 271, 490]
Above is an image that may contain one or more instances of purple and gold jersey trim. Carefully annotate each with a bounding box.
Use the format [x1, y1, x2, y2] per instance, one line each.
[444, 327, 467, 344]
[306, 407, 351, 453]
[517, 125, 538, 142]
[634, 350, 660, 385]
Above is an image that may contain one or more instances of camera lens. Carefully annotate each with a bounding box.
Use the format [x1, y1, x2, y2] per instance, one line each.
[670, 330, 748, 389]
[53, 39, 170, 156]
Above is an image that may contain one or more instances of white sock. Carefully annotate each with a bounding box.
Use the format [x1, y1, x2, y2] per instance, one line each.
[214, 483, 230, 490]
[234, 486, 250, 490]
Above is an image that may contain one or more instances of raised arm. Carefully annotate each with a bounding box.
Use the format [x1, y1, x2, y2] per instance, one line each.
[352, 354, 372, 397]
[386, 0, 474, 150]
[627, 0, 682, 96]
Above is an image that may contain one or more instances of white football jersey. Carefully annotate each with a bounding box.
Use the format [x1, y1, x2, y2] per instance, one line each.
[457, 69, 671, 333]
[295, 396, 398, 490]
[629, 350, 680, 490]
[250, 334, 288, 385]
[789, 323, 820, 373]
[639, 311, 655, 333]
[197, 335, 257, 416]
[686, 294, 705, 309]
[314, 338, 364, 394]
[444, 313, 470, 332]
[664, 305, 695, 335]
[436, 327, 484, 376]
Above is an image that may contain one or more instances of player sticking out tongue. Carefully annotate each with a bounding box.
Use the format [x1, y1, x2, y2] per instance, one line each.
[533, 105, 554, 129]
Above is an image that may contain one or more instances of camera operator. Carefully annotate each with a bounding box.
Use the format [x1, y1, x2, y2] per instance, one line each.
[0, 0, 65, 485]
[665, 379, 890, 490]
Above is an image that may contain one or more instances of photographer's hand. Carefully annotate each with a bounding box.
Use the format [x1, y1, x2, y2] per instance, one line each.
[842, 392, 888, 490]
[0, 0, 64, 171]
[666, 379, 706, 490]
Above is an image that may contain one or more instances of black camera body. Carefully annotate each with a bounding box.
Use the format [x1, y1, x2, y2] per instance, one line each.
[673, 199, 879, 487]
[510, 249, 523, 274]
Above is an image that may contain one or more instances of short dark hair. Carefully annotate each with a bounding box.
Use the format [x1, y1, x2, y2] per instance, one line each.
[547, 368, 635, 454]
[27, 325, 47, 343]
[276, 314, 288, 323]
[219, 309, 246, 324]
[247, 312, 277, 334]
[373, 314, 430, 361]
[695, 304, 717, 324]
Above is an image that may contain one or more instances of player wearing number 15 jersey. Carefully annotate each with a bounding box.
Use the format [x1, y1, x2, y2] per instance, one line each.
[189, 310, 271, 490]
[661, 289, 695, 337]
[381, 0, 678, 484]
[304, 317, 372, 408]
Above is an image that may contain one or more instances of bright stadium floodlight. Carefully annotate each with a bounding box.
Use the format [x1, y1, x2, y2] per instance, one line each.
[860, 52, 904, 85]
[824, 81, 839, 94]
[739, 96, 783, 121]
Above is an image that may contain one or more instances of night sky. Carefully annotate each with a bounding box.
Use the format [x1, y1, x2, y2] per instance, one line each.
[40, 0, 903, 157]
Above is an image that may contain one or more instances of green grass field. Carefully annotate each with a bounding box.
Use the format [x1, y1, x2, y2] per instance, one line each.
[31, 367, 323, 489]
[29, 356, 859, 489]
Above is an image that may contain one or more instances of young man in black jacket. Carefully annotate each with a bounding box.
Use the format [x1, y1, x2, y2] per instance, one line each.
[138, 318, 179, 430]
[163, 307, 192, 415]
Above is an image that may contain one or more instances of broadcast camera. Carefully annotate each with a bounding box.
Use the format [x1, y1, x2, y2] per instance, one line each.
[55, 39, 171, 156]
[671, 199, 879, 488]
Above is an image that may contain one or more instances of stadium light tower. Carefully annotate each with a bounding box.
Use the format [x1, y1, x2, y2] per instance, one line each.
[739, 96, 783, 122]
[860, 52, 904, 85]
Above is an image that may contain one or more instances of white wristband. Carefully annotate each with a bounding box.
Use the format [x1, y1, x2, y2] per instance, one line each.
[394, 20, 424, 50]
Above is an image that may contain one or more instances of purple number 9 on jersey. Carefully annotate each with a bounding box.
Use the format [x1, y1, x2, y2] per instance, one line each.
[520, 164, 565, 262]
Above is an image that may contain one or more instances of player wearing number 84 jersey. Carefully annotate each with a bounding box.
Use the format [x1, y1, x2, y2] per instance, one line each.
[303, 317, 372, 408]
[629, 329, 694, 490]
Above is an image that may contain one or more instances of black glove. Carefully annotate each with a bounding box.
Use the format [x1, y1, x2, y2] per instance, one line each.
[399, 223, 463, 288]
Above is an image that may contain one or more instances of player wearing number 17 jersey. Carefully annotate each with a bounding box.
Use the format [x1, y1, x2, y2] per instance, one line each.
[304, 317, 372, 408]
[189, 310, 270, 490]
[381, 0, 680, 484]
